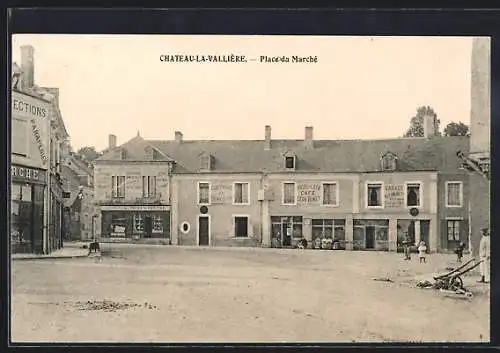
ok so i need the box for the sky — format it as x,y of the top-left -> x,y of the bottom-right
12,35 -> 474,152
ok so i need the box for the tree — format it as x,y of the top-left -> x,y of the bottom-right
403,106 -> 441,137
444,121 -> 470,136
75,146 -> 102,162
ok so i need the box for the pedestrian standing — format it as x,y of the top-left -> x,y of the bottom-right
478,228 -> 490,283
402,233 -> 411,260
418,241 -> 427,263
455,241 -> 465,263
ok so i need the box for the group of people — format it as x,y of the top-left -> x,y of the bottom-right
401,236 -> 428,263
401,228 -> 490,284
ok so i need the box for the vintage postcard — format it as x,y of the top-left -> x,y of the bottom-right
10,33 -> 490,344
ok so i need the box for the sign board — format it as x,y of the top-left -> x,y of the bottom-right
100,205 -> 170,212
211,184 -> 232,204
297,183 -> 321,205
384,184 -> 405,208
12,91 -> 51,168
11,164 -> 46,183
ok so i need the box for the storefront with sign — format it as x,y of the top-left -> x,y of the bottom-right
10,164 -> 47,254
100,205 -> 171,241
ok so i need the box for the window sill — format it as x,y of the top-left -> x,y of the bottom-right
366,206 -> 384,209
321,204 -> 340,207
281,203 -> 298,206
233,203 -> 251,206
446,205 -> 463,208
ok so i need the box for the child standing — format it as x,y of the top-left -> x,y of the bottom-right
418,241 -> 427,263
455,242 -> 465,263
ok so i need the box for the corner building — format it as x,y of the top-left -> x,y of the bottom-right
94,124 -> 470,253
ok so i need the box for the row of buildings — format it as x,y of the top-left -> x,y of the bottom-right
92,37 -> 490,255
10,45 -> 95,254
93,123 -> 469,253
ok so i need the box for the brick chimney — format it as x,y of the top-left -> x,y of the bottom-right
264,125 -> 272,150
423,114 -> 436,138
175,131 -> 183,143
20,45 -> 35,90
108,134 -> 117,149
304,126 -> 314,149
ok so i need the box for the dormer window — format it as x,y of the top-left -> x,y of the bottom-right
199,152 -> 212,171
284,152 -> 296,170
144,146 -> 157,161
380,152 -> 397,171
117,148 -> 126,160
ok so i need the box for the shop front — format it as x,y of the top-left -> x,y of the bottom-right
100,205 -> 171,241
10,164 -> 47,254
270,216 -> 303,248
353,219 -> 390,251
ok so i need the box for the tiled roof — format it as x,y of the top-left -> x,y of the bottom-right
97,134 -> 469,174
149,136 -> 469,174
97,135 -> 174,162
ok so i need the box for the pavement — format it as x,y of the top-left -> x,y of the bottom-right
10,245 -> 490,343
11,242 -> 90,260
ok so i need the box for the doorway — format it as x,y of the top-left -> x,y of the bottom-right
144,216 -> 152,238
198,216 -> 210,246
420,220 -> 430,248
281,223 -> 292,247
235,217 -> 248,238
365,226 -> 375,249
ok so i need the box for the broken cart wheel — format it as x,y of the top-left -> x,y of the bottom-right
450,276 -> 464,291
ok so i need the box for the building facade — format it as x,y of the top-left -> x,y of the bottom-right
94,133 -> 173,243
61,152 -> 95,240
94,124 -> 469,253
11,45 -> 69,254
11,85 -> 51,254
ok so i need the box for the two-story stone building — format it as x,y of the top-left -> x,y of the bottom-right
94,133 -> 173,243
94,122 -> 470,253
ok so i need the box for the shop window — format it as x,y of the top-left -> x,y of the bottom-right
270,216 -> 303,247
11,184 -> 22,201
111,176 -> 125,198
282,182 -> 296,205
110,214 -> 127,237
233,182 -> 250,204
134,214 -> 144,233
406,182 -> 422,207
142,176 -> 157,198
447,220 -> 461,241
367,183 -> 383,207
312,219 -> 346,243
446,181 -> 463,207
198,182 -> 210,205
322,183 -> 338,206
153,215 -> 163,233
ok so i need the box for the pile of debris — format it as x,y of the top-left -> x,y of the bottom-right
71,300 -> 158,312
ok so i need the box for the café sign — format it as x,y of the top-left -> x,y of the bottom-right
297,183 -> 321,205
